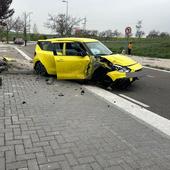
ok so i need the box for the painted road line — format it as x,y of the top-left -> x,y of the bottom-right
144,66 -> 170,73
13,46 -> 32,61
146,75 -> 155,78
0,50 -> 7,52
119,94 -> 149,108
84,85 -> 170,137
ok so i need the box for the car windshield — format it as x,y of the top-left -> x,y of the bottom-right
85,41 -> 112,57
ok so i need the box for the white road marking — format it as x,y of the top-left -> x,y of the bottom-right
119,94 -> 149,108
146,75 -> 155,78
0,50 -> 7,52
144,66 -> 170,73
13,46 -> 32,61
84,85 -> 170,137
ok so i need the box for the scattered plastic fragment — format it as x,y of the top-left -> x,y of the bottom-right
22,101 -> 26,104
81,90 -> 85,95
58,93 -> 64,97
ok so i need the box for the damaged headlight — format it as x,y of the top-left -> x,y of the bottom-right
111,64 -> 131,73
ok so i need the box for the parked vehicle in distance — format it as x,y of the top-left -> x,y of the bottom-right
33,37 -> 143,89
14,38 -> 24,45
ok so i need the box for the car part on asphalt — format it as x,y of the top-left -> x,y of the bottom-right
58,93 -> 64,97
0,59 -> 8,73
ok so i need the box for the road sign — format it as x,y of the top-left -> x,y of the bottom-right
125,27 -> 132,36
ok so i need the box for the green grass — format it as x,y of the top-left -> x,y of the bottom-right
102,38 -> 170,59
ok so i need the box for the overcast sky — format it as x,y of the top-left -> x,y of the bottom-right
11,0 -> 170,35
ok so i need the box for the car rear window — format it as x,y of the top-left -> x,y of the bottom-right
38,41 -> 53,51
53,43 -> 64,53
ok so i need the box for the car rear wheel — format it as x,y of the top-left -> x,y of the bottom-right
34,62 -> 48,76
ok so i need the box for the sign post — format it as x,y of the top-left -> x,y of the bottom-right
125,27 -> 132,53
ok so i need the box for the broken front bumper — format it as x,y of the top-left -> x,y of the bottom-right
107,70 -> 145,81
126,70 -> 146,78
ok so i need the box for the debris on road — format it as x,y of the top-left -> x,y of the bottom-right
0,59 -> 8,73
58,93 -> 64,97
46,77 -> 54,85
22,101 -> 26,104
0,56 -> 33,74
81,90 -> 85,95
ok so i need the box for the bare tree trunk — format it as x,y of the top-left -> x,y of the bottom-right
24,26 -> 27,46
6,27 -> 9,44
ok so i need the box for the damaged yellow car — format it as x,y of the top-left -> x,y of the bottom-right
33,38 -> 143,89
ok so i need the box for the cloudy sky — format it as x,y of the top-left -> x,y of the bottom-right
11,0 -> 170,35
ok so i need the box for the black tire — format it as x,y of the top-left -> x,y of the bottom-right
34,62 -> 48,76
101,75 -> 113,88
113,79 -> 131,90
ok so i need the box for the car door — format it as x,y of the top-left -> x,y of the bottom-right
37,41 -> 56,75
54,42 -> 90,79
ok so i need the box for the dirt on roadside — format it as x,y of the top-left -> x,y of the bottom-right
0,56 -> 34,74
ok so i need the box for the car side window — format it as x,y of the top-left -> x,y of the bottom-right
38,41 -> 52,51
65,42 -> 85,56
53,43 -> 64,54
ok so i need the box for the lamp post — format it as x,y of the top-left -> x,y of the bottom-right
62,0 -> 68,36
28,12 -> 33,41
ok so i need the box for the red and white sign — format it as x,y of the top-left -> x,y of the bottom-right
125,27 -> 132,36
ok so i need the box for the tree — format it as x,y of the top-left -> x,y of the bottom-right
0,26 -> 5,41
99,30 -> 113,39
13,17 -> 24,37
112,29 -> 121,37
0,0 -> 14,21
135,20 -> 145,38
22,12 -> 32,46
45,14 -> 80,36
147,30 -> 160,38
5,17 -> 19,43
33,23 -> 39,34
159,32 -> 169,38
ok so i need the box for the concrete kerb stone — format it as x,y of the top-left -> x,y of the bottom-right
131,55 -> 170,71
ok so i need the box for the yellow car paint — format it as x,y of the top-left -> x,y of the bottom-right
102,54 -> 137,66
107,71 -> 126,81
54,55 -> 90,79
33,37 -> 143,86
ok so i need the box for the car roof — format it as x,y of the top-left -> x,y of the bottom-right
38,37 -> 98,43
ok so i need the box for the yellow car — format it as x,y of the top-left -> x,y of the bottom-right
33,37 -> 143,89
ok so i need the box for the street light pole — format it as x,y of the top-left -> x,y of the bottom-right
62,0 -> 68,36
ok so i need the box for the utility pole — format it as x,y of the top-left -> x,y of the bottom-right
62,0 -> 68,36
83,17 -> 86,31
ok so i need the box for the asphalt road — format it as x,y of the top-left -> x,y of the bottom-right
114,68 -> 170,120
19,44 -> 170,120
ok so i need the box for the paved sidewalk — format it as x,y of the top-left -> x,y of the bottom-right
131,56 -> 170,71
0,73 -> 170,170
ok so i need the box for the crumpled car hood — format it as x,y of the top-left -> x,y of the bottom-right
101,54 -> 137,66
